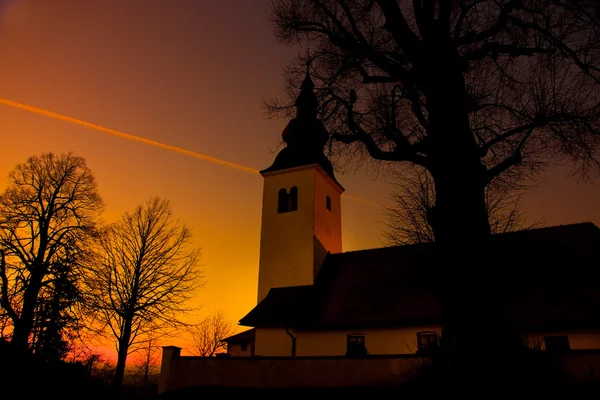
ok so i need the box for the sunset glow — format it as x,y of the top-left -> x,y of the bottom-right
0,0 -> 598,364
0,98 -> 390,211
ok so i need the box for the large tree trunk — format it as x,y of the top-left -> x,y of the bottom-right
10,273 -> 44,354
10,233 -> 49,355
424,56 -> 522,385
114,318 -> 133,387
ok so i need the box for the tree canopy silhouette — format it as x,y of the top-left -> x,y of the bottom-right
268,0 -> 599,379
269,0 -> 598,241
0,152 -> 103,355
86,196 -> 203,387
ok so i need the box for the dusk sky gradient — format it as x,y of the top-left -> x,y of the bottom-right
0,0 -> 598,356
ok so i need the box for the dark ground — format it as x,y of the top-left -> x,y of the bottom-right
1,347 -> 599,399
0,349 -> 158,400
158,383 -> 600,399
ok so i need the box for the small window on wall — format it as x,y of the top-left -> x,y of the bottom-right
326,195 -> 332,211
240,342 -> 248,351
346,334 -> 367,357
278,187 -> 298,213
416,331 -> 438,354
544,336 -> 570,351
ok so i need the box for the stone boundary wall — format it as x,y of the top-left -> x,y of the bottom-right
158,347 -> 600,394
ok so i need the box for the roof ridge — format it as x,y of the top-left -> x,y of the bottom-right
333,222 -> 598,257
493,221 -> 598,237
334,242 -> 428,257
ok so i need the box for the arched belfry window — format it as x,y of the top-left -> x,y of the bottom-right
278,187 -> 298,213
278,189 -> 288,213
326,195 -> 332,211
289,186 -> 298,211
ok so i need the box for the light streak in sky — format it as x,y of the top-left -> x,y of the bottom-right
0,98 -> 387,209
0,98 -> 259,174
342,194 -> 388,209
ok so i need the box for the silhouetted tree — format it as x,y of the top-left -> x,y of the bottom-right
188,310 -> 233,357
0,152 -> 103,355
268,0 -> 599,370
132,334 -> 160,385
0,298 -> 11,341
81,351 -> 114,384
30,247 -> 83,363
384,166 -> 544,245
86,197 -> 203,387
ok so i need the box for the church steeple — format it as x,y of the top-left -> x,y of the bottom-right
261,62 -> 340,187
281,61 -> 328,156
294,61 -> 318,119
256,62 -> 344,304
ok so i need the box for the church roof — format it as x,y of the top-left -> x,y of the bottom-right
239,222 -> 600,331
221,328 -> 256,344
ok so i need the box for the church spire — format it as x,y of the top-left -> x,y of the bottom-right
295,60 -> 317,120
282,60 -> 327,149
302,59 -> 315,90
261,60 -> 342,189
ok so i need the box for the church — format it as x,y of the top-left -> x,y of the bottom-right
158,67 -> 600,395
222,67 -> 600,358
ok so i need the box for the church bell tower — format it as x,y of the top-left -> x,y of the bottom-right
256,63 -> 344,303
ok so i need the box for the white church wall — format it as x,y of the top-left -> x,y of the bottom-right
255,328 -> 295,356
254,327 -> 600,358
255,326 -> 442,356
227,342 -> 254,357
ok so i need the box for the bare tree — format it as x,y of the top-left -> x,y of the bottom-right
132,334 -> 160,385
188,310 -> 233,357
384,166 -> 545,245
384,168 -> 437,246
268,0 -> 599,363
86,196 -> 203,387
84,353 -> 115,384
0,152 -> 103,354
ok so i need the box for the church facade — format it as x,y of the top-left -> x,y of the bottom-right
224,67 -> 600,358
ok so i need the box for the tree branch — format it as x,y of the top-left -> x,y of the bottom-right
481,120 -> 545,153
355,64 -> 398,83
375,0 -> 421,59
412,0 -> 434,40
484,127 -> 534,184
0,251 -> 19,323
332,92 -> 427,167
457,0 -> 523,45
508,16 -> 600,84
463,42 -> 556,62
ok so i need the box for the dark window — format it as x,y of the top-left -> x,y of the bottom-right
240,342 -> 248,351
278,187 -> 299,213
544,336 -> 570,351
289,186 -> 298,211
326,195 -> 332,211
278,188 -> 288,213
417,331 -> 438,354
346,334 -> 367,357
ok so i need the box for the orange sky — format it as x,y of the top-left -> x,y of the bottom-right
0,0 -> 598,358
